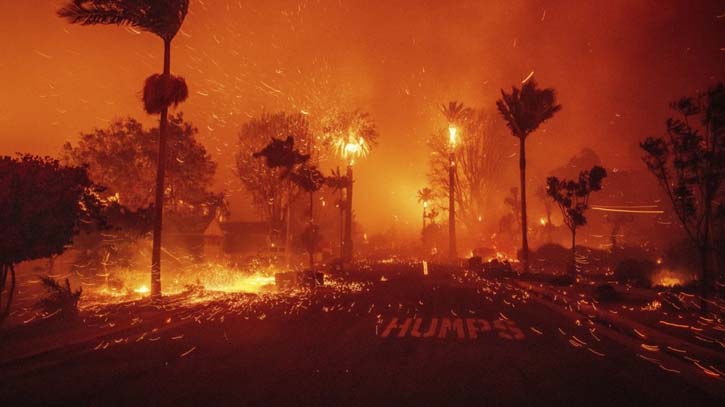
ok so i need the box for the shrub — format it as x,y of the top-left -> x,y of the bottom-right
594,283 -> 620,302
549,274 -> 575,286
614,259 -> 656,288
37,276 -> 82,319
530,244 -> 570,273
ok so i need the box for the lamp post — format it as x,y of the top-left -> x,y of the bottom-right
336,135 -> 368,262
448,124 -> 458,260
423,200 -> 428,230
344,160 -> 354,261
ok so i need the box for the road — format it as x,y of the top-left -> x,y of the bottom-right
1,266 -> 723,406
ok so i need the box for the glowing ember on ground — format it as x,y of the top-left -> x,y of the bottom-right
85,263 -> 279,305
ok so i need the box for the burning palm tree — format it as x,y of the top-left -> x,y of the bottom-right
497,78 -> 561,273
323,110 -> 379,262
58,0 -> 190,300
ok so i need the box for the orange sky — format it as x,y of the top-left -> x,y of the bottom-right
0,0 -> 722,233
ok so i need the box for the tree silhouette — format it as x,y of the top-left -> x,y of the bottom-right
322,110 -> 379,261
62,114 -> 219,227
546,166 -> 607,274
604,213 -> 634,249
640,83 -> 724,307
417,187 -> 434,231
59,0 -> 191,300
440,101 -> 472,125
325,167 -> 351,259
0,155 -> 103,326
290,165 -> 326,269
252,135 -> 311,261
237,112 -> 312,240
253,136 -> 310,177
497,78 -> 562,272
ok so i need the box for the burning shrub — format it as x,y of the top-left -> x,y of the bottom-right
614,259 -> 656,288
37,276 -> 82,319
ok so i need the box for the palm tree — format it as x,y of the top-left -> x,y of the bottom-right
323,110 -> 379,262
417,187 -> 434,231
497,78 -> 561,273
59,0 -> 190,300
440,101 -> 471,125
326,168 -> 351,259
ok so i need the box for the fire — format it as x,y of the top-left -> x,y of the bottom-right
539,217 -> 547,226
88,263 -> 278,305
448,125 -> 458,147
651,269 -> 687,288
334,134 -> 369,164
656,276 -> 683,288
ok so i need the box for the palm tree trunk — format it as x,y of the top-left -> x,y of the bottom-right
344,165 -> 354,262
151,38 -> 172,300
700,194 -> 711,312
0,264 -> 6,323
339,189 -> 344,259
422,206 -> 426,233
571,228 -> 576,275
309,191 -> 314,270
519,137 -> 529,273
448,151 -> 457,260
0,264 -> 16,326
285,180 -> 292,267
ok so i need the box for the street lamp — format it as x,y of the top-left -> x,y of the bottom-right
423,200 -> 428,230
448,124 -> 458,260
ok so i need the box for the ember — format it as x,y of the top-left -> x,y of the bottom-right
1,1 -> 723,405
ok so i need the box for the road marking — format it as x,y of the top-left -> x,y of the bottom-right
379,317 -> 525,341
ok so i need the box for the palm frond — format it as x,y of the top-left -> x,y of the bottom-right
142,73 -> 188,114
497,78 -> 562,138
58,0 -> 189,40
58,0 -> 144,27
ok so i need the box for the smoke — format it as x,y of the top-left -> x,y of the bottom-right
1,0 -> 722,235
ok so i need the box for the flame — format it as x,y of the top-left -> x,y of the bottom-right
539,217 -> 547,226
651,269 -> 686,287
89,264 -> 278,305
334,134 -> 369,165
448,125 -> 458,147
656,276 -> 683,287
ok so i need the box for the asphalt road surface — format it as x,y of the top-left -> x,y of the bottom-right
1,267 -> 723,406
